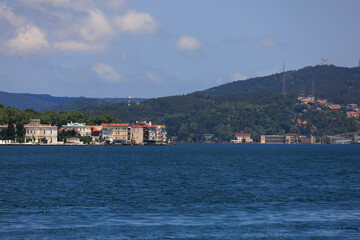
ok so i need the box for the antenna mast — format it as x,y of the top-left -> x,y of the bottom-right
282,62 -> 287,97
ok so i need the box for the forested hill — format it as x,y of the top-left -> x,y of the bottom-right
196,65 -> 360,104
0,91 -> 82,111
0,91 -> 145,111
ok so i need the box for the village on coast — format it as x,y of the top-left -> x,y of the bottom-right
0,119 -> 170,146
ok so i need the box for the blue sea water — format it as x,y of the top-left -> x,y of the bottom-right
0,144 -> 360,239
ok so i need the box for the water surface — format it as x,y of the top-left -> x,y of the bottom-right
1,144 -> 359,239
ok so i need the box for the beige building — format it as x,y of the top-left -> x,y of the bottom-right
131,126 -> 144,145
25,119 -> 57,144
101,123 -> 131,144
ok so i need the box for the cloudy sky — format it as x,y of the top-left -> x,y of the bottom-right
0,0 -> 360,98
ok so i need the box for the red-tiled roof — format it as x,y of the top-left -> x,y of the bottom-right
148,125 -> 165,129
91,126 -> 101,131
0,124 -> 16,127
114,138 -> 126,141
132,125 -> 144,128
101,123 -> 130,128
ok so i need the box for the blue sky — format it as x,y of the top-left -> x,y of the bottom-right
0,0 -> 359,98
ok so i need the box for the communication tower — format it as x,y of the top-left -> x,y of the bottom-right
127,95 -> 132,107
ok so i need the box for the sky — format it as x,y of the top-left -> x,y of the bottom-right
0,0 -> 360,98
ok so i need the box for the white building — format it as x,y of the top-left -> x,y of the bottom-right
61,122 -> 91,136
147,125 -> 167,143
25,119 -> 57,144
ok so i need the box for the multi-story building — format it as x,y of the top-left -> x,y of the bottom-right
101,123 -> 131,144
131,121 -> 167,145
25,119 -> 57,144
131,125 -> 144,145
61,122 -> 91,136
300,135 -> 316,144
147,125 -> 167,144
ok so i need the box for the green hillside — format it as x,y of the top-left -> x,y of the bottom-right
2,65 -> 360,142
197,65 -> 360,104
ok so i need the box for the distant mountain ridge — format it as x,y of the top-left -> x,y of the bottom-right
0,91 -> 145,111
2,65 -> 360,112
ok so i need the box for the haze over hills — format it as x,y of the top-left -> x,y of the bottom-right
0,91 -> 145,111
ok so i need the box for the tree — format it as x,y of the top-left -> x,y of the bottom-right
80,136 -> 92,144
16,123 -> 26,139
6,119 -> 16,141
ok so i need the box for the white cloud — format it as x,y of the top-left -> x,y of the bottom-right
79,10 -> 113,42
176,35 -> 201,52
93,63 -> 122,83
0,3 -> 24,27
54,41 -> 102,52
0,2 -> 158,55
7,25 -> 49,53
115,10 -> 159,35
229,72 -> 247,81
261,37 -> 279,49
146,71 -> 163,84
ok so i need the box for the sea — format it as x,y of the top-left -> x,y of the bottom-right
0,144 -> 360,239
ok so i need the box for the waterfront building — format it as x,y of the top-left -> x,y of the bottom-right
328,136 -> 352,144
131,126 -> 144,145
231,133 -> 253,143
300,135 -> 316,144
25,119 -> 57,144
101,123 -> 131,144
132,121 -> 168,145
62,122 -> 91,137
146,125 -> 167,144
260,135 -> 285,144
285,134 -> 297,144
90,125 -> 102,141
